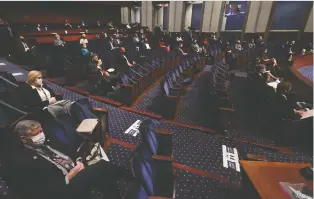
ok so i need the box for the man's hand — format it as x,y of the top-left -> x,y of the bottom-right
104,71 -> 110,77
66,163 -> 85,181
132,61 -> 136,65
294,109 -> 306,117
49,97 -> 57,105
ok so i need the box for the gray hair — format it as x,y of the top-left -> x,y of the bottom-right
14,120 -> 41,136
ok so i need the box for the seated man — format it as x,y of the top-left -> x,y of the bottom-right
6,120 -> 133,199
117,47 -> 136,74
275,82 -> 308,119
108,36 -> 118,52
88,54 -> 119,94
64,20 -> 72,29
53,34 -> 66,48
113,34 -> 122,47
191,40 -> 202,53
141,38 -> 152,54
36,24 -> 41,31
235,40 -> 243,51
177,43 -> 188,56
132,33 -> 140,44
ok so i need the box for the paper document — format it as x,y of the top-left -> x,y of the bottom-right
301,109 -> 313,120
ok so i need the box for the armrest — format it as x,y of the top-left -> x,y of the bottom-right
152,155 -> 173,162
76,118 -> 99,135
155,128 -> 173,135
55,92 -> 63,100
218,107 -> 235,112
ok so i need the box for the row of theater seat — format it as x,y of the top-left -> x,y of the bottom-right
126,119 -> 175,199
0,84 -> 176,198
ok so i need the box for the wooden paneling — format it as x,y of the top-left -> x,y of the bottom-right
0,2 -> 121,24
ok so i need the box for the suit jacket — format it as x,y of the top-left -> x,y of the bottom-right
87,60 -> 102,75
11,82 -> 56,112
116,54 -> 130,74
4,140 -> 77,199
274,94 -> 296,120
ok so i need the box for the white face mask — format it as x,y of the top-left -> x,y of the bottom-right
30,132 -> 46,146
35,78 -> 43,87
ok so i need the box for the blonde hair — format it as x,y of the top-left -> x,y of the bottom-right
27,70 -> 42,85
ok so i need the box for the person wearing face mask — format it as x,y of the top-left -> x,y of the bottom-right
117,47 -> 136,73
87,54 -> 119,95
5,120 -> 133,199
14,70 -> 57,112
79,33 -> 88,45
191,39 -> 202,53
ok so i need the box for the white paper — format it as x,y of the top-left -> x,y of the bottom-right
0,63 -> 6,65
124,120 -> 142,137
267,81 -> 279,89
301,109 -> 313,120
107,68 -> 115,72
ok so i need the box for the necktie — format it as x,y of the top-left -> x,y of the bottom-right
42,146 -> 74,172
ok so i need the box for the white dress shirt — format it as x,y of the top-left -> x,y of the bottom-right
31,85 -> 51,101
22,41 -> 29,52
80,38 -> 88,45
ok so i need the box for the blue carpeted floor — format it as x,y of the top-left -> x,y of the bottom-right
0,58 -> 313,198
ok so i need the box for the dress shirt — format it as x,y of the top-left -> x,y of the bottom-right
31,85 -> 51,102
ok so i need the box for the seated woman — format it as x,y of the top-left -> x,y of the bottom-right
87,54 -> 119,95
17,71 -> 72,117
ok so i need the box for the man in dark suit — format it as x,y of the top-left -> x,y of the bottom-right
87,54 -> 119,94
116,47 -> 136,74
5,120 -> 133,199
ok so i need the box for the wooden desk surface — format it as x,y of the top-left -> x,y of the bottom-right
240,160 -> 312,199
290,54 -> 313,88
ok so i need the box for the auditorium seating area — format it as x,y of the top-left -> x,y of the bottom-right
0,1 -> 313,199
